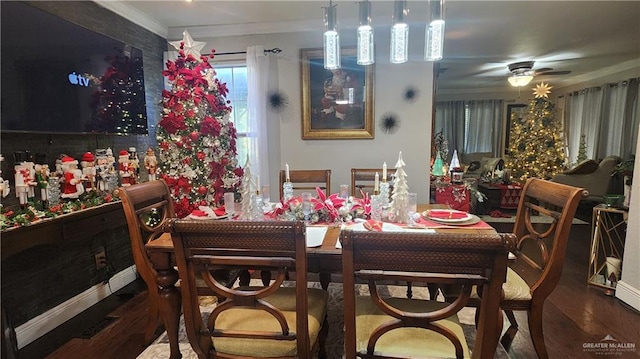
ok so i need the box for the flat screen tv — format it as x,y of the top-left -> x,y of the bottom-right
1,1 -> 149,135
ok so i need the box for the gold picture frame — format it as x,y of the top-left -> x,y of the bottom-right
301,47 -> 374,140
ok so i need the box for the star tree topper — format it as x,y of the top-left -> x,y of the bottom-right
169,30 -> 206,59
533,82 -> 553,98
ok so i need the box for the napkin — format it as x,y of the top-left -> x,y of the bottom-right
363,219 -> 383,232
196,206 -> 227,218
190,209 -> 208,217
427,210 -> 469,219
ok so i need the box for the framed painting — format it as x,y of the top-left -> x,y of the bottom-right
301,47 -> 374,140
505,103 -> 527,154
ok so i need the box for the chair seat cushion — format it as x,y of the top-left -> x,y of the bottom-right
471,267 -> 532,301
355,296 -> 470,358
212,287 -> 328,357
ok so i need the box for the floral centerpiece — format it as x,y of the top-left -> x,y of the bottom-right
265,187 -> 371,224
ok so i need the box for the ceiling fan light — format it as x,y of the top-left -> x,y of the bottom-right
357,1 -> 374,65
508,74 -> 533,87
323,1 -> 341,70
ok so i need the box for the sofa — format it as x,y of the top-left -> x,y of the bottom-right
461,152 -> 504,179
550,156 -> 622,203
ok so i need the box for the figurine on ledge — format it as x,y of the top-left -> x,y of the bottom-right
60,156 -> 85,199
144,147 -> 158,181
118,150 -> 134,186
81,152 -> 96,192
0,155 -> 10,200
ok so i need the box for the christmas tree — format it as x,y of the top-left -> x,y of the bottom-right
505,83 -> 567,183
576,134 -> 588,163
157,31 -> 243,218
390,151 -> 410,223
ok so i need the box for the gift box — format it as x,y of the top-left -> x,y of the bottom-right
435,184 -> 470,212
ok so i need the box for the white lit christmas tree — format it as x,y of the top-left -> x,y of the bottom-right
157,31 -> 243,218
390,151 -> 410,224
505,83 -> 567,183
577,133 -> 588,164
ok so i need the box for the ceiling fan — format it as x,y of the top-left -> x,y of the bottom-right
507,61 -> 572,87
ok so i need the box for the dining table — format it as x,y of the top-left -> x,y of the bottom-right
145,204 -> 497,359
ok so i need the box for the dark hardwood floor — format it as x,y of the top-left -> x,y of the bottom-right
18,208 -> 640,359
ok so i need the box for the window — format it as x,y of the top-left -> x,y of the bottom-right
214,66 -> 250,163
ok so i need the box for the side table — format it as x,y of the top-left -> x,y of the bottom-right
588,204 -> 628,292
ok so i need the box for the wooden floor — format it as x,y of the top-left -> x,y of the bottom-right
19,213 -> 640,359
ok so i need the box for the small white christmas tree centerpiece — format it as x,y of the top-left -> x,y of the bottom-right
390,151 -> 410,224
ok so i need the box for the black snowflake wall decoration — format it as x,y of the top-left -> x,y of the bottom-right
267,90 -> 289,113
403,86 -> 419,102
379,113 -> 400,134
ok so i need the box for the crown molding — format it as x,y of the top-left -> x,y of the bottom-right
92,0 -> 168,38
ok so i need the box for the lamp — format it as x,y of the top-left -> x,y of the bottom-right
323,0 -> 340,70
357,0 -> 374,65
390,0 -> 409,64
508,74 -> 534,87
424,0 -> 445,61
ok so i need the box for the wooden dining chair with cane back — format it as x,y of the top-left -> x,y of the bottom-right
164,220 -> 329,359
460,178 -> 587,359
341,229 -> 513,359
119,180 -> 244,345
279,169 -> 331,199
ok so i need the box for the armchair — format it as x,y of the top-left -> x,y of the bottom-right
550,156 -> 621,203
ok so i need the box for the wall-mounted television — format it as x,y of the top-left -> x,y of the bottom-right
1,1 -> 149,135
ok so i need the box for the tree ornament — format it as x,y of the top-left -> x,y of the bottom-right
533,82 -> 553,98
169,30 -> 206,59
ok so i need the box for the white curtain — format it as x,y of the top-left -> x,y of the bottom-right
465,100 -> 503,155
599,83 -> 628,157
434,101 -> 466,159
565,87 -> 605,163
246,46 -> 270,186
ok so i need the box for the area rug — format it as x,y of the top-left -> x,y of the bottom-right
137,282 -> 510,359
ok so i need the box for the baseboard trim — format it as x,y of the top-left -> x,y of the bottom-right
615,280 -> 640,312
15,265 -> 138,349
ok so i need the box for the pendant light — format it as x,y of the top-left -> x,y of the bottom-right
323,1 -> 340,69
390,0 -> 409,64
424,0 -> 445,61
357,0 -> 374,65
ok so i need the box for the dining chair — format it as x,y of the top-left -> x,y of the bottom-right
119,180 -> 244,345
350,168 -> 394,198
341,229 -> 512,359
164,220 -> 329,359
279,169 -> 331,199
462,178 -> 587,359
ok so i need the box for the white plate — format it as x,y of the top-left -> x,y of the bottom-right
346,222 -> 404,232
187,213 -> 229,220
422,210 -> 472,223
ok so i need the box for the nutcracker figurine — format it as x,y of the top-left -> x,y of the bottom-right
143,147 -> 158,181
118,150 -> 133,186
80,152 -> 96,192
0,154 -> 10,199
128,147 -> 140,184
34,163 -> 50,204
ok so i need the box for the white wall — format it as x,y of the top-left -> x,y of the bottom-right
198,29 -> 434,202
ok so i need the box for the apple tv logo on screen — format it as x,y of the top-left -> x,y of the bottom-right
68,72 -> 90,87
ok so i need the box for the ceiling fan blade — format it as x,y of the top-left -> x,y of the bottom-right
536,70 -> 572,76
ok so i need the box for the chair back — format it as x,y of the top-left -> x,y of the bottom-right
119,180 -> 175,293
279,169 -> 331,199
340,230 -> 512,359
510,178 -> 587,300
350,168 -> 393,198
164,220 -> 316,358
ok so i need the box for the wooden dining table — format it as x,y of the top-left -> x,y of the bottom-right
145,204 -> 497,359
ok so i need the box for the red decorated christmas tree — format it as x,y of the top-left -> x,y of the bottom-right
157,32 -> 243,218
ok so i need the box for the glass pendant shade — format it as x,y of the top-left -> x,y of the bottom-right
424,19 -> 445,61
425,0 -> 445,61
357,1 -> 374,65
390,0 -> 409,64
324,2 -> 340,70
508,74 -> 534,87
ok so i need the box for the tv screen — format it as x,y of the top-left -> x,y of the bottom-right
1,2 -> 149,135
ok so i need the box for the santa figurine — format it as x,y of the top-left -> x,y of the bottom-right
60,156 -> 85,199
118,150 -> 133,186
144,147 -> 158,181
80,152 -> 96,192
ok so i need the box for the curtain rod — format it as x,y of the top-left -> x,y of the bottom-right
214,48 -> 282,56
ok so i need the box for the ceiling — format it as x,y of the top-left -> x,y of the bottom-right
97,1 -> 640,94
